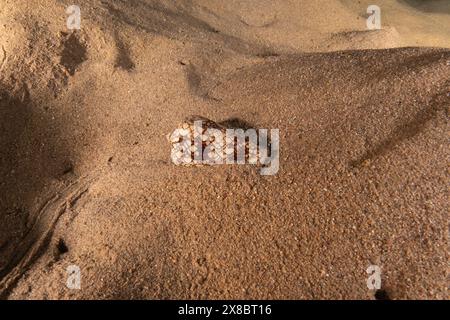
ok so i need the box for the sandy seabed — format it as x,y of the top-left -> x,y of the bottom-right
0,0 -> 449,299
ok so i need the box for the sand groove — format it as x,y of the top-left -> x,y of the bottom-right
0,175 -> 95,298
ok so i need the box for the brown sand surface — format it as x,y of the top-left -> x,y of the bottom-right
0,0 -> 449,299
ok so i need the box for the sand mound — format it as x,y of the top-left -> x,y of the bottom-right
0,0 -> 449,299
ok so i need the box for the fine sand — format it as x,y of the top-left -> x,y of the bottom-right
0,0 -> 449,299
